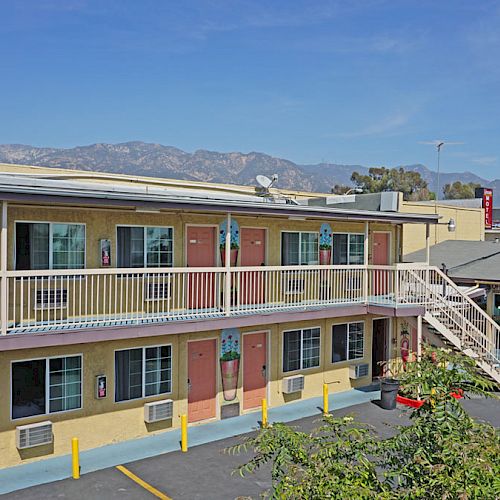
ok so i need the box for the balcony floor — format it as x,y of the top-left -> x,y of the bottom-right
6,294 -> 406,335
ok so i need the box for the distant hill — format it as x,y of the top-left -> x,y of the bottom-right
0,142 -> 498,203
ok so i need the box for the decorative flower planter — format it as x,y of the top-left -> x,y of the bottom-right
220,358 -> 239,401
396,389 -> 463,408
221,248 -> 238,266
319,249 -> 332,265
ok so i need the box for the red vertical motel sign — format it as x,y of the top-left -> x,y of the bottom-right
483,188 -> 493,229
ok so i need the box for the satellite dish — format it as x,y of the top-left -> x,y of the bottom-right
256,175 -> 273,189
256,174 -> 278,190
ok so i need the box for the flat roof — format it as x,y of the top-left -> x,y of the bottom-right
0,164 -> 439,224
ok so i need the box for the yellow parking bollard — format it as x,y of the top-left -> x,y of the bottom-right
323,383 -> 329,415
71,437 -> 80,480
181,414 -> 188,452
261,398 -> 268,428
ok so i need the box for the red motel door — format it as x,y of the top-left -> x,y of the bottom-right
243,332 -> 267,410
240,228 -> 266,305
186,226 -> 216,309
373,233 -> 390,295
188,339 -> 217,422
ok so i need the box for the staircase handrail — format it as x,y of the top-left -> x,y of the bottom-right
401,266 -> 499,366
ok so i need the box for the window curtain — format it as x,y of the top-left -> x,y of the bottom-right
332,323 -> 348,362
117,227 -> 132,268
281,233 -> 299,265
115,350 -> 131,402
283,330 -> 301,372
332,234 -> 348,265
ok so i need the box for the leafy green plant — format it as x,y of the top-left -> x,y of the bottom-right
226,416 -> 387,499
380,396 -> 500,499
227,346 -> 500,499
389,344 -> 496,405
220,242 -> 240,250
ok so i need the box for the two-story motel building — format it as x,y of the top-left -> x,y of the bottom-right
0,163 -> 474,467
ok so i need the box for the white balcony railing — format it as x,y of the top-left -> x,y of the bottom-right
3,264 -> 407,333
3,262 -> 498,382
1,263 -> 498,353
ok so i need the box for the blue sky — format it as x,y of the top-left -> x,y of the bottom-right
1,0 -> 500,180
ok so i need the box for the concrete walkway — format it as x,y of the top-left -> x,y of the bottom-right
0,386 -> 380,495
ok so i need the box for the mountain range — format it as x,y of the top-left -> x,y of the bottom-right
0,142 -> 498,203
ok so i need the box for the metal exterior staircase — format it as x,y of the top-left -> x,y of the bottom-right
398,265 -> 500,384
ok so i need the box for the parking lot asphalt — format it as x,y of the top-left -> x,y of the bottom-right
3,396 -> 499,500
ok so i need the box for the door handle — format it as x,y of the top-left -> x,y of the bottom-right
261,365 -> 266,378
187,378 -> 192,393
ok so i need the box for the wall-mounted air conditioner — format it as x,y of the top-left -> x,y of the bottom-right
16,421 -> 53,449
285,278 -> 305,295
349,364 -> 369,379
282,374 -> 305,394
35,289 -> 68,310
145,282 -> 171,301
144,399 -> 173,423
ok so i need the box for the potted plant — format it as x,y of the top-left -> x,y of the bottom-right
319,226 -> 332,265
220,334 -> 240,401
383,345 -> 491,409
220,241 -> 239,266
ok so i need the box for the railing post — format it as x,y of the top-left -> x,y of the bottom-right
1,201 -> 7,335
363,222 -> 369,302
224,213 -> 232,316
425,223 -> 430,265
394,267 -> 399,305
417,315 -> 422,362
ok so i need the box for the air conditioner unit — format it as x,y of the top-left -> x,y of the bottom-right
145,281 -> 171,301
285,278 -> 305,295
282,375 -> 305,394
144,399 -> 173,423
349,363 -> 369,379
35,289 -> 68,310
16,421 -> 53,449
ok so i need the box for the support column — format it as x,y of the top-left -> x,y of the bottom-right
1,201 -> 8,335
224,213 -> 232,316
425,223 -> 430,264
363,222 -> 369,301
417,314 -> 423,361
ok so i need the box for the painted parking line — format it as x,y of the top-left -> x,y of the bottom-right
116,465 -> 172,500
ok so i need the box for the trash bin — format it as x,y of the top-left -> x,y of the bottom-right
380,378 -> 400,410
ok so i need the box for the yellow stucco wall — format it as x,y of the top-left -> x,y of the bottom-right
0,314 -> 389,468
400,202 -> 484,256
7,204 -> 398,269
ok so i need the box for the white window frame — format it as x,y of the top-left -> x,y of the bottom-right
331,321 -> 365,363
14,221 -> 86,270
332,232 -> 365,265
114,344 -> 173,403
282,326 -> 321,373
11,354 -> 83,420
116,225 -> 174,268
281,231 -> 319,266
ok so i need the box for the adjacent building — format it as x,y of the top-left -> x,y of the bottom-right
405,240 -> 500,324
